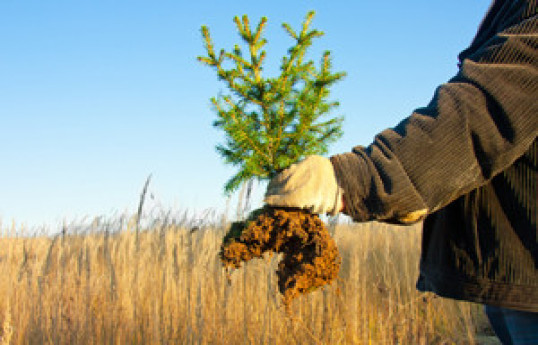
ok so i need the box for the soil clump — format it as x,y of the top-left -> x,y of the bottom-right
220,207 -> 341,307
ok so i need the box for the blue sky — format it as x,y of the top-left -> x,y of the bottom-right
0,1 -> 491,230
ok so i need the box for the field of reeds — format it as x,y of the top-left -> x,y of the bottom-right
0,212 -> 497,345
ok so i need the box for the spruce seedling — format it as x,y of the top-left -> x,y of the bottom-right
198,11 -> 345,194
199,11 -> 345,308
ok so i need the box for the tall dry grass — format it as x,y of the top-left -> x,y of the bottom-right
0,216 -> 492,344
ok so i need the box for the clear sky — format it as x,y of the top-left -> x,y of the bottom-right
0,0 -> 492,230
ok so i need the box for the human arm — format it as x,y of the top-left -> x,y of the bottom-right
331,14 -> 538,223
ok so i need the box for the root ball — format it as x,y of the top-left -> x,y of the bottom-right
220,207 -> 341,307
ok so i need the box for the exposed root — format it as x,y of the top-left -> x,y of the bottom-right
220,207 -> 341,307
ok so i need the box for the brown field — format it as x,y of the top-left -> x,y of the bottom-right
0,215 -> 495,344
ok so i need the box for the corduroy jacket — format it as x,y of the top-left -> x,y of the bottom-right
330,0 -> 537,311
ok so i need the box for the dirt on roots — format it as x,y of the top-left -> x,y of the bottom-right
220,207 -> 341,307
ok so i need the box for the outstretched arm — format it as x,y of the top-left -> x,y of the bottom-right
331,15 -> 537,223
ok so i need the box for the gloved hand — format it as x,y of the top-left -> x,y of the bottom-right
264,155 -> 344,216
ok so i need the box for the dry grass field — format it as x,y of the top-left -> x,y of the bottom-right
0,214 -> 495,344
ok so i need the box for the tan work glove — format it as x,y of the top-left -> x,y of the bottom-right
264,155 -> 344,216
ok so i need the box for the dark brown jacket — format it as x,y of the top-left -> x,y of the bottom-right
331,0 -> 537,311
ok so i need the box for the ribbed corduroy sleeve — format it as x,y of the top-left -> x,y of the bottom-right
331,11 -> 538,223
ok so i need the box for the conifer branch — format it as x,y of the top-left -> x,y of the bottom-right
199,11 -> 345,193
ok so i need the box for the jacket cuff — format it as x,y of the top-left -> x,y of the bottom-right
330,150 -> 373,222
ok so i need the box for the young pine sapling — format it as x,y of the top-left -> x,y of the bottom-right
198,10 -> 345,194
199,11 -> 345,308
